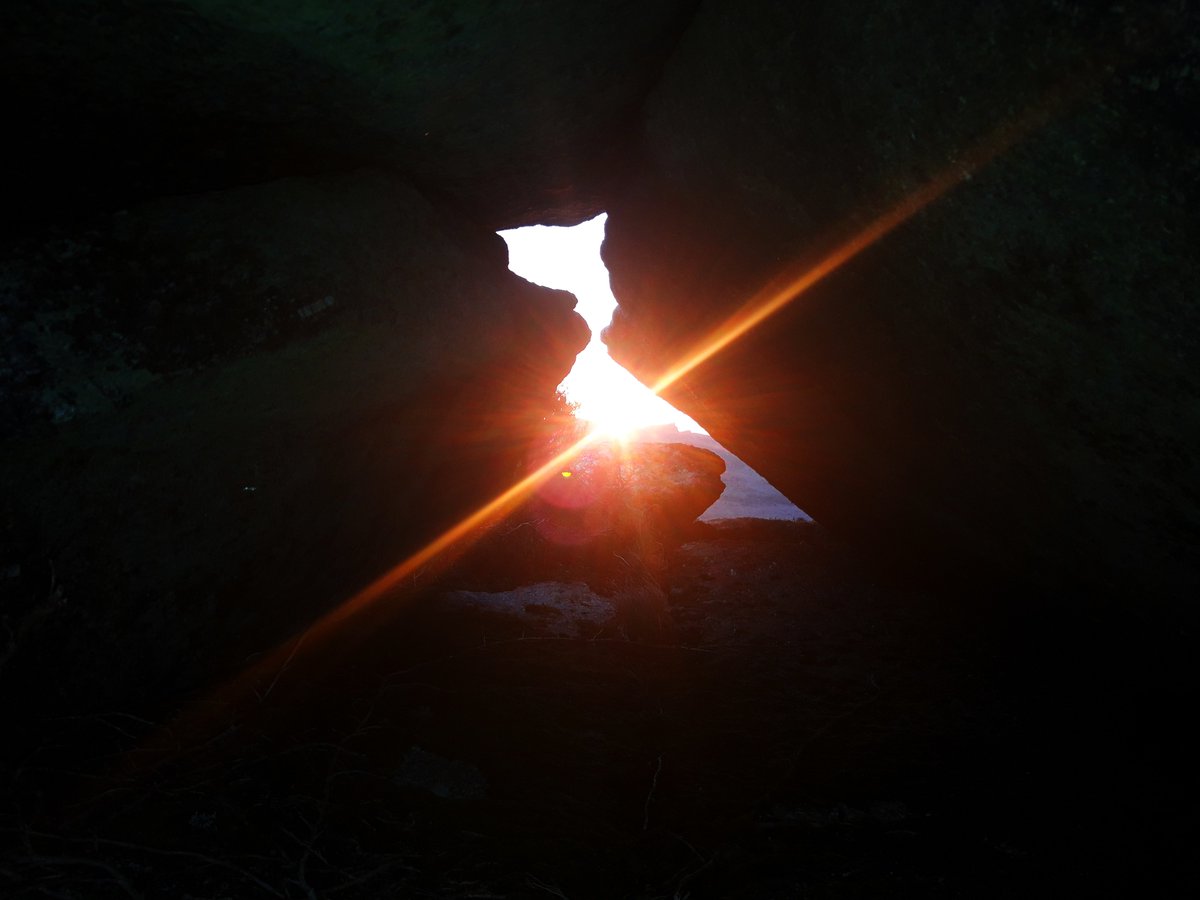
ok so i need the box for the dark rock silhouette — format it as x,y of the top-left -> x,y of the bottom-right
0,1 -> 1193,895
531,439 -> 725,546
602,0 -> 1200,613
0,170 -> 588,714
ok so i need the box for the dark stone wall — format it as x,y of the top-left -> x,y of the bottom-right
1,0 -> 697,232
602,0 -> 1200,612
0,170 -> 587,712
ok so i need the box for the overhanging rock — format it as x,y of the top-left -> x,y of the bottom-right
3,0 -> 699,232
602,0 -> 1200,608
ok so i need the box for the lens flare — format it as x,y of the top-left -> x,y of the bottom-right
649,94 -> 1065,399
137,80 -> 1081,769
127,428 -> 605,762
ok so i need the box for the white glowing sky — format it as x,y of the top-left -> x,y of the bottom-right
499,214 -> 704,436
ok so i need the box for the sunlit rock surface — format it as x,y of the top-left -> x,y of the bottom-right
634,425 -> 811,522
2,0 -> 696,231
533,440 -> 726,546
603,0 -> 1200,608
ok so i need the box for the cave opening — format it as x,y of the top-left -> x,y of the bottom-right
499,214 -> 810,523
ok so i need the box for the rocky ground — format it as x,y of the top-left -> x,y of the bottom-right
1,443 -> 1185,897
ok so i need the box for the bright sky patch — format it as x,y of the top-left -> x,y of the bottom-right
499,214 -> 704,438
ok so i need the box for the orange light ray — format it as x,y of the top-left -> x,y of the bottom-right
135,81 -> 1078,772
649,92 -> 1065,400
318,430 -> 601,633
126,429 -> 604,765
259,432 -> 608,672
649,174 -> 955,396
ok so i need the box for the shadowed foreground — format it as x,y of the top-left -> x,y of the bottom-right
2,510 -> 1186,897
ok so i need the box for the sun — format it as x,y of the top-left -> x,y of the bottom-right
580,398 -> 640,443
499,213 -> 705,440
563,341 -> 701,442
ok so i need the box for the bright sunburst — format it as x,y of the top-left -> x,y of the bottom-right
499,214 -> 704,439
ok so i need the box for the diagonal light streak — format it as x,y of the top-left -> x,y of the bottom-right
649,91 -> 1065,399
648,173 -> 956,396
314,432 -> 602,633
135,83 -> 1076,771
252,429 -> 605,673
125,429 -> 605,762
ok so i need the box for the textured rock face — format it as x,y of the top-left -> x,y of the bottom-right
0,170 -> 587,708
3,0 -> 696,231
1,171 -> 576,432
0,0 -> 702,712
603,0 -> 1200,605
1,4 -> 1195,890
